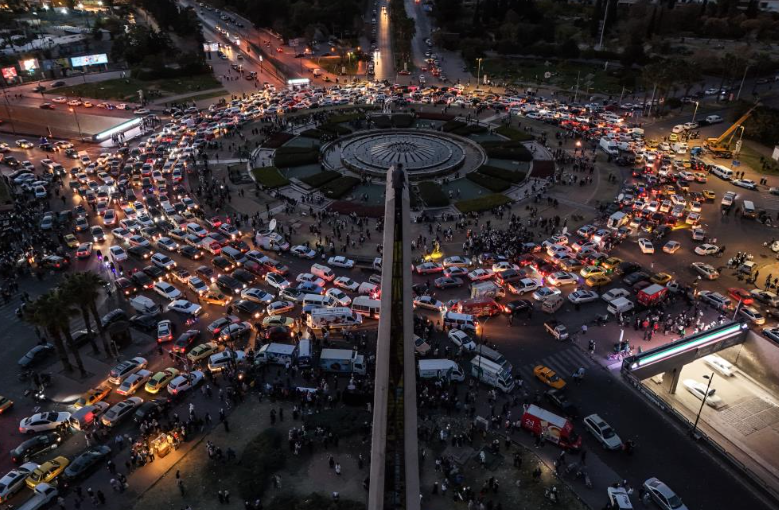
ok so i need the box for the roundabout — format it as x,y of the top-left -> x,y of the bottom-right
324,129 -> 487,180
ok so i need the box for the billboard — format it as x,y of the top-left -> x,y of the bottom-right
19,59 -> 39,72
70,54 -> 108,67
203,42 -> 219,52
1,67 -> 17,81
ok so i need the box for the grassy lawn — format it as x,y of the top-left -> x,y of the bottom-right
251,167 -> 290,189
49,74 -> 222,101
171,89 -> 228,104
736,143 -> 779,176
416,181 -> 450,207
495,125 -> 535,142
478,58 -> 633,95
320,57 -> 360,76
455,193 -> 513,213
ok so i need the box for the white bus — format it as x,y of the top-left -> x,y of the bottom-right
306,307 -> 363,330
711,165 -> 733,181
351,296 -> 380,319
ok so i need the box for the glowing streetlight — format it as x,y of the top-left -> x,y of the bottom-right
69,107 -> 84,141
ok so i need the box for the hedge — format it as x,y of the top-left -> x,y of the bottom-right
416,181 -> 450,207
237,428 -> 286,501
299,129 -> 325,139
251,166 -> 289,189
478,164 -> 526,184
442,120 -> 466,132
319,123 -> 352,135
328,112 -> 364,124
495,125 -> 535,142
466,172 -> 510,192
274,148 -> 320,167
301,170 -> 341,188
392,113 -> 415,128
321,176 -> 360,199
451,123 -> 488,136
455,194 -> 513,213
485,146 -> 533,161
261,132 -> 295,148
372,115 -> 393,128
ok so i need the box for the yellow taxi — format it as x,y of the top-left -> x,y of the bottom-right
262,316 -> 296,328
651,272 -> 673,285
201,291 -> 231,306
72,384 -> 112,410
64,234 -> 79,249
0,395 -> 13,414
26,456 -> 69,488
186,342 -> 219,363
586,275 -> 612,287
533,365 -> 566,389
601,257 -> 622,272
702,190 -> 716,201
145,367 -> 180,394
646,139 -> 659,149
669,133 -> 678,142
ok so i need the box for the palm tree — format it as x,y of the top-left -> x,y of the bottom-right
48,289 -> 88,378
24,293 -> 73,373
69,271 -> 111,356
61,273 -> 102,355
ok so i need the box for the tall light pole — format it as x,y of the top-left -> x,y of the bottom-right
69,107 -> 83,141
692,101 -> 700,123
691,373 -> 715,437
476,57 -> 483,89
597,0 -> 610,51
736,65 -> 750,101
2,91 -> 17,135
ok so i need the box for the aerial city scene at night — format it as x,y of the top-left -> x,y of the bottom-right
2,0 -> 779,509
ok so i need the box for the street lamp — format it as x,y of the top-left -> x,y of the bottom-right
2,91 -> 17,135
692,101 -> 699,124
691,373 -> 715,437
476,57 -> 483,88
69,107 -> 84,141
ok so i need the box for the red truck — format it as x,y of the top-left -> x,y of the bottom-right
520,405 -> 582,450
637,283 -> 668,307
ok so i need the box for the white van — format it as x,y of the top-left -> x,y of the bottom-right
711,165 -> 733,180
306,307 -> 362,329
302,294 -> 337,312
599,137 -> 619,156
470,355 -> 515,392
352,296 -> 380,318
311,263 -> 335,282
442,311 -> 478,333
607,296 -> 634,315
607,211 -> 628,230
221,246 -> 247,266
129,295 -> 160,316
255,343 -> 297,366
418,359 -> 465,382
358,281 -> 380,297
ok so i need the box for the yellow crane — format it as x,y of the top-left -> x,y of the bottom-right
704,103 -> 760,156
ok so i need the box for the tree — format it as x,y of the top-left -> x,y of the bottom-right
61,273 -> 103,356
48,290 -> 87,378
24,293 -> 73,373
70,271 -> 111,357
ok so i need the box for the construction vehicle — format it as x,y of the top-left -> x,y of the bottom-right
704,103 -> 760,157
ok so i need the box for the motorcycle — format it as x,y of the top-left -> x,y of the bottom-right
572,367 -> 585,382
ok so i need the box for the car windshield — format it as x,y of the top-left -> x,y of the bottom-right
668,494 -> 684,508
601,426 -> 615,438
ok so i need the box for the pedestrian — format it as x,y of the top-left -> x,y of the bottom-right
218,490 -> 225,503
178,479 -> 185,496
223,419 -> 230,432
97,490 -> 105,505
224,490 -> 231,503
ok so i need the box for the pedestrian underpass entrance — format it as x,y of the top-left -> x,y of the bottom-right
622,322 -> 748,393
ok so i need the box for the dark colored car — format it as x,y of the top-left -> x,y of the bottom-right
127,245 -> 153,260
265,326 -> 292,343
505,299 -> 533,315
18,344 -> 55,368
62,445 -> 112,482
142,265 -> 166,282
9,432 -> 62,464
212,256 -> 235,274
172,330 -> 200,354
196,265 -> 216,283
233,299 -> 263,319
179,245 -> 203,260
115,277 -> 138,297
129,314 -> 158,333
130,271 -> 153,290
279,288 -> 306,302
216,274 -> 244,295
134,398 -> 171,423
615,261 -> 642,276
232,268 -> 255,285
545,389 -> 579,418
622,271 -> 650,287
101,309 -> 128,328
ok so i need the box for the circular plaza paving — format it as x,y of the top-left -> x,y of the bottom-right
323,129 -> 487,180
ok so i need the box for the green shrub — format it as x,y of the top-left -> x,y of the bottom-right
392,114 -> 415,128
442,120 -> 466,132
275,148 -> 320,167
303,407 -> 371,437
300,129 -> 325,139
321,176 -> 360,199
301,171 -> 341,188
372,115 -> 393,128
276,146 -> 319,155
328,112 -> 364,124
451,124 -> 488,136
478,165 -> 526,184
455,194 -> 513,213
251,166 -> 289,189
416,181 -> 450,207
466,172 -> 510,192
319,123 -> 352,135
485,146 -> 533,161
237,428 -> 286,501
495,125 -> 535,142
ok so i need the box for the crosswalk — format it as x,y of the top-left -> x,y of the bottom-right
512,347 -> 597,385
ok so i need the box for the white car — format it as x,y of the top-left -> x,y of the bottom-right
739,306 -> 766,325
19,412 -> 72,434
683,379 -> 724,408
415,262 -> 444,275
266,300 -> 294,316
699,290 -> 731,310
694,244 -> 720,256
291,245 -> 317,259
662,241 -> 681,254
691,262 -> 719,280
151,253 -> 177,271
568,290 -> 599,304
327,256 -> 355,268
468,268 -> 495,282
442,256 -> 472,268
187,276 -> 209,295
444,266 -> 469,278
326,288 -> 351,306
115,369 -> 153,396
602,288 -> 630,303
682,122 -> 698,131
167,299 -> 203,316
691,227 -> 706,241
583,414 -> 623,450
167,370 -> 204,395
703,354 -> 735,377
492,261 -> 519,273
207,350 -> 246,373
638,238 -> 654,254
671,124 -> 684,134
153,281 -> 182,300
241,287 -> 275,304
109,245 -> 128,262
156,320 -> 174,342
103,209 -> 116,226
532,286 -> 561,301
296,273 -> 325,287
157,237 -> 179,252
333,276 -> 359,292
547,271 -> 578,286
642,477 -> 689,510
0,463 -> 40,502
265,273 -> 290,291
448,329 -> 476,350
413,295 -> 446,312
732,179 -> 757,190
